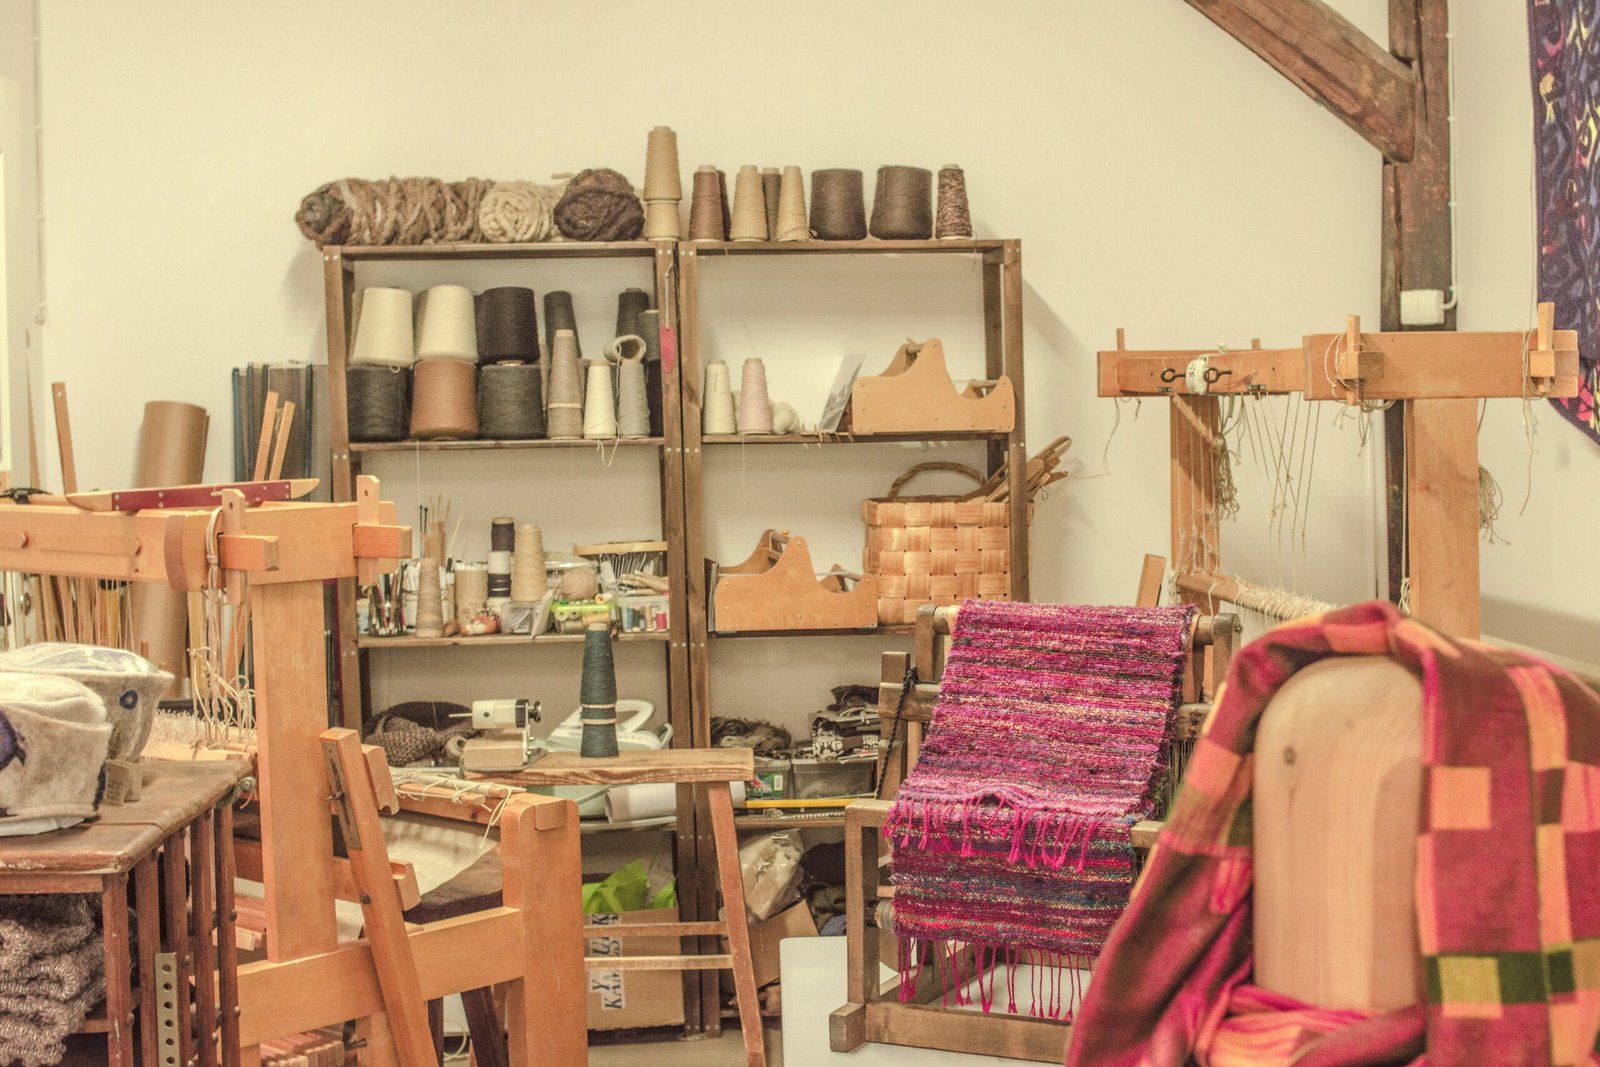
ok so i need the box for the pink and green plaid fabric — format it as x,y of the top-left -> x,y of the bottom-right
1068,601 -> 1600,1066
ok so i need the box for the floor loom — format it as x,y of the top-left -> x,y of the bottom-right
0,476 -> 589,1067
1097,303 -> 1581,641
831,601 -> 1238,1063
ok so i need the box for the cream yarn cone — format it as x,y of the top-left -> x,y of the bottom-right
737,358 -> 774,433
583,361 -> 618,439
729,165 -> 767,241
702,360 -> 736,434
414,559 -> 444,638
511,524 -> 547,601
547,329 -> 584,439
776,166 -> 810,241
351,287 -> 415,367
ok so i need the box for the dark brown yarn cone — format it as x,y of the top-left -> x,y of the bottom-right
477,287 -> 539,363
870,165 -> 934,240
762,168 -> 781,239
688,168 -> 727,240
810,169 -> 867,240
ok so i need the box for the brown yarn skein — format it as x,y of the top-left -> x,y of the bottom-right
554,169 -> 645,241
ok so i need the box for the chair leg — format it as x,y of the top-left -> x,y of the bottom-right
707,781 -> 766,1067
462,988 -> 506,1067
427,999 -> 444,1064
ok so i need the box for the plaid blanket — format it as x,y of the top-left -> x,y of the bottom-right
1068,602 -> 1600,1066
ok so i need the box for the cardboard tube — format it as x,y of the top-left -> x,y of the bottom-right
130,401 -> 208,695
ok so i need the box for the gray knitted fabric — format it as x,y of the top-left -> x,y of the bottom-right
0,895 -> 104,1067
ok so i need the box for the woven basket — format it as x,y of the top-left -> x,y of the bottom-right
862,462 -> 1027,626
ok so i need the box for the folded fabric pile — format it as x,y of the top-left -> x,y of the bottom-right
0,895 -> 105,1067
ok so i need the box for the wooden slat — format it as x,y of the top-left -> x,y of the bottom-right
133,858 -> 161,1067
1301,328 -> 1579,402
1404,398 -> 1480,637
473,747 -> 754,787
863,1001 -> 1068,1063
585,954 -> 733,971
1136,554 -> 1167,608
708,780 -> 766,1066
191,811 -> 219,1067
101,873 -> 135,1066
1097,346 -> 1304,397
582,921 -> 726,939
1183,0 -> 1417,162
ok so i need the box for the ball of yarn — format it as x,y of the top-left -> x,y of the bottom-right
554,169 -> 645,242
479,180 -> 565,243
559,565 -> 599,600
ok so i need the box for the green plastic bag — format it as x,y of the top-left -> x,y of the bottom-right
581,859 -> 677,915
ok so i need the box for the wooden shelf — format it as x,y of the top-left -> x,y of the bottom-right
685,238 -> 1006,256
710,625 -> 913,639
351,436 -> 664,454
700,431 -> 1001,446
360,631 -> 670,650
579,815 -> 676,834
330,240 -> 667,262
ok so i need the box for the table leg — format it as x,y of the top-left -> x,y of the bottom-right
216,802 -> 241,1067
163,829 -> 196,1067
102,872 -> 135,1067
706,782 -> 765,1067
135,857 -> 162,1067
192,810 -> 219,1067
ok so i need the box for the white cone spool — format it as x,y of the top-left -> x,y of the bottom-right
737,358 -> 774,434
351,287 -> 416,367
415,284 -> 478,361
703,360 -> 736,434
583,361 -> 618,439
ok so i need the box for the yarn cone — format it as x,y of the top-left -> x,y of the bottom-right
579,622 -> 620,758
414,559 -> 444,638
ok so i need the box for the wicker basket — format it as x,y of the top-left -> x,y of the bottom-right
862,462 -> 1025,626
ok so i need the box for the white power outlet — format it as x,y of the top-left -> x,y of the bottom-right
1400,289 -> 1447,326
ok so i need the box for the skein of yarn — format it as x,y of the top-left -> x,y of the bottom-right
478,363 -> 546,439
762,168 -> 782,239
615,288 -> 652,339
729,165 -> 767,241
737,358 -> 775,434
771,400 -> 800,434
347,365 -> 411,441
544,291 -> 581,358
702,360 -> 737,434
512,524 -> 547,602
553,168 -> 644,242
479,180 -> 565,243
643,126 -> 682,200
638,309 -> 664,436
414,559 -> 444,639
410,359 -> 479,439
688,166 -> 727,240
775,166 -> 809,240
455,564 -> 488,623
616,354 -> 651,438
477,287 -> 540,363
350,287 -> 416,366
416,285 -> 478,361
870,165 -> 934,239
583,362 -> 619,439
810,169 -> 868,240
936,164 -> 973,239
547,329 -> 585,439
295,177 -> 492,246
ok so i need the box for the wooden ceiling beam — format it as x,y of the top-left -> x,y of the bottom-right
1184,0 -> 1418,162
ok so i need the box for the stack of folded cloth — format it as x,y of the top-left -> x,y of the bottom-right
0,894 -> 105,1067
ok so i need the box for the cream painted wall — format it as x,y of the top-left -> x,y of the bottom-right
0,0 -> 40,487
43,0 -> 1537,728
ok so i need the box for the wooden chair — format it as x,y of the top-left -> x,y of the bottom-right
831,602 -> 1237,1062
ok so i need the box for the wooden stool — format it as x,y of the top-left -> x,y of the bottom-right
0,761 -> 246,1067
477,748 -> 766,1067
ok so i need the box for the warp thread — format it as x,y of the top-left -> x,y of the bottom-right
410,359 -> 479,440
479,179 -> 567,243
936,165 -> 973,239
762,168 -> 782,239
511,524 -> 547,602
295,177 -> 493,246
689,166 -> 728,240
615,287 -> 652,339
478,363 -> 546,439
477,287 -> 540,363
638,309 -> 665,436
776,165 -> 809,240
350,287 -> 415,367
737,358 -> 775,433
703,360 -> 737,434
811,169 -> 867,240
346,365 -> 410,442
553,168 -> 644,242
546,329 -> 585,439
579,622 -> 621,758
415,285 -> 478,361
730,165 -> 768,240
583,361 -> 619,439
870,165 -> 934,240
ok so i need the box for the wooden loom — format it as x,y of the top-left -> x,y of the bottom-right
0,476 -> 588,1067
1098,303 -> 1581,640
831,599 -> 1238,1062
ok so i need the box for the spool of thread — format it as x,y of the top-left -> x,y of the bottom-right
415,285 -> 478,361
936,164 -> 973,239
638,309 -> 664,436
775,165 -> 809,240
702,360 -> 736,434
455,564 -> 488,623
615,288 -> 652,340
643,200 -> 680,240
544,291 -> 581,358
761,168 -> 781,239
616,359 -> 651,438
737,358 -> 774,434
579,622 -> 620,759
477,286 -> 539,363
583,361 -> 618,439
478,363 -> 546,439
511,524 -> 547,602
870,165 -> 934,239
350,287 -> 416,366
688,166 -> 727,241
410,359 -> 479,440
487,549 -> 513,599
346,365 -> 410,441
771,400 -> 799,434
729,165 -> 767,241
810,169 -> 867,240
546,329 -> 585,439
643,126 -> 682,200
414,559 -> 444,638
490,517 -> 516,553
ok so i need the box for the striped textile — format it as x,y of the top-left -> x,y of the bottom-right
1068,601 -> 1600,1067
884,600 -> 1196,1017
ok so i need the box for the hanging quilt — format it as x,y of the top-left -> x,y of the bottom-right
1531,0 -> 1600,442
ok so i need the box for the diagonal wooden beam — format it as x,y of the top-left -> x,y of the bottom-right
1184,0 -> 1418,162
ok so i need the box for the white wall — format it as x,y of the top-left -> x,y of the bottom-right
59,1 -> 1588,726
0,0 -> 40,487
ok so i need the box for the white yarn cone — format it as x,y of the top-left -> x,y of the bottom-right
583,361 -> 619,439
351,287 -> 416,367
737,358 -> 774,434
415,284 -> 478,361
703,360 -> 736,434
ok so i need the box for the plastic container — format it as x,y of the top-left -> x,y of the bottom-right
787,751 -> 876,799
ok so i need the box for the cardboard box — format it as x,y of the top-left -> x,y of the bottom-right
585,907 -> 687,1030
724,901 -> 818,991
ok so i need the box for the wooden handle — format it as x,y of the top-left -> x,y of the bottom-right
882,462 -> 985,501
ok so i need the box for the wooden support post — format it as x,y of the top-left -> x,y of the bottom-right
1404,398 -> 1479,637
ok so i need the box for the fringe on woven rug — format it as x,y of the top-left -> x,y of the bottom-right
897,937 -> 1094,1021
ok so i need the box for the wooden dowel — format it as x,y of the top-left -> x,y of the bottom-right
267,401 -> 296,481
252,391 -> 280,483
51,382 -> 77,494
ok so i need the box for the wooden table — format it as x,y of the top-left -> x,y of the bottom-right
0,761 -> 247,1067
475,748 -> 766,1067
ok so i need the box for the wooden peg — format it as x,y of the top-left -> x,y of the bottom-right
1333,314 -> 1384,403
1115,327 -> 1126,351
252,390 -> 280,483
268,401 -> 296,481
51,383 -> 77,495
221,489 -> 247,607
1528,301 -> 1558,381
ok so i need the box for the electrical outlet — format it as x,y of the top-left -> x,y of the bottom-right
1400,289 -> 1447,326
